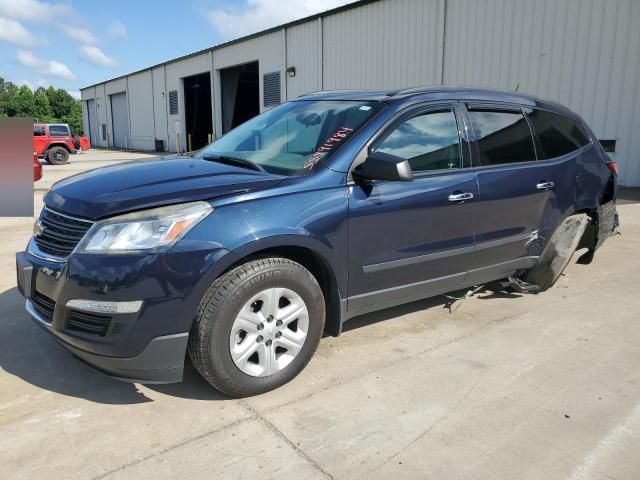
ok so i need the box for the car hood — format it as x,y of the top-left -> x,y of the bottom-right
44,156 -> 286,219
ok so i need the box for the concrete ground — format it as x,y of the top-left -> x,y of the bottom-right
1,150 -> 639,480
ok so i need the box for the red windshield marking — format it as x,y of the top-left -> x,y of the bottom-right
304,127 -> 355,170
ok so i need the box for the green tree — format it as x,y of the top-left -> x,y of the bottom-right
9,85 -> 37,119
0,80 -> 83,133
1,79 -> 19,117
34,87 -> 54,123
63,101 -> 83,134
46,86 -> 76,119
0,77 -> 9,116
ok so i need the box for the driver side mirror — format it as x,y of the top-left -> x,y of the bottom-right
355,151 -> 413,182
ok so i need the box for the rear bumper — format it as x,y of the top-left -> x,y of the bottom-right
26,298 -> 189,383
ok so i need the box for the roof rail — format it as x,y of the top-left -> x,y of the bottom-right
297,89 -> 361,98
387,86 -> 442,98
384,88 -> 408,97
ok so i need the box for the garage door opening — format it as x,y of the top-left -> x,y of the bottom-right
220,61 -> 259,134
110,92 -> 128,149
184,72 -> 213,151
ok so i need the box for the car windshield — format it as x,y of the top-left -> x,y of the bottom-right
198,100 -> 385,176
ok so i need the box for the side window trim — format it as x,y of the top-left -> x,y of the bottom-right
521,107 -> 542,161
348,102 -> 472,181
467,102 -> 524,113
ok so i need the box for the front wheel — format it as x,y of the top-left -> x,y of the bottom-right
188,257 -> 325,397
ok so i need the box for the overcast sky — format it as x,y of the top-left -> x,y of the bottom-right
0,0 -> 355,98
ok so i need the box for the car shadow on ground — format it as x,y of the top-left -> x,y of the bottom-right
0,286 -> 227,404
0,281 -> 520,405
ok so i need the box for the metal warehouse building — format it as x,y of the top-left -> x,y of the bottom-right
80,0 -> 640,186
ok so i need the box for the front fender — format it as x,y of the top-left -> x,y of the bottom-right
179,180 -> 350,301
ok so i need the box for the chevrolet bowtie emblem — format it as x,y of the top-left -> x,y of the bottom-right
33,219 -> 45,237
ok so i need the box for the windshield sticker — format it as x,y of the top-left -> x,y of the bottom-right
304,126 -> 354,170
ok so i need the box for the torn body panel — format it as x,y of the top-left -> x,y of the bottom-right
509,213 -> 590,293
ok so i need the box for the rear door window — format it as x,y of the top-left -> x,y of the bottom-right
48,125 -> 70,137
526,109 -> 590,159
467,109 -> 537,166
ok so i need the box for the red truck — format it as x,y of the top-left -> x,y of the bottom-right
33,123 -> 91,165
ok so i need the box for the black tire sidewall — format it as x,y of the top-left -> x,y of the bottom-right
47,147 -> 69,165
204,260 -> 324,396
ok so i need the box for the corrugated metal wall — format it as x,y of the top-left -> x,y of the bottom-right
322,0 -> 444,89
127,70 -> 154,150
81,0 -> 640,185
443,0 -> 640,186
286,20 -> 322,99
151,67 -> 168,150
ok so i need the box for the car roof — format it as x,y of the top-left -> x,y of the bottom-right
296,86 -> 575,117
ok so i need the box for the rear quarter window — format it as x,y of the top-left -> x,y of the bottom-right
48,125 -> 70,137
526,109 -> 590,159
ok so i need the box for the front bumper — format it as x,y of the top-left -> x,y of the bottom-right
16,242 -> 231,383
27,295 -> 187,383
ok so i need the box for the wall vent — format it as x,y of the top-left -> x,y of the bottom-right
263,72 -> 281,107
599,139 -> 616,153
168,90 -> 179,115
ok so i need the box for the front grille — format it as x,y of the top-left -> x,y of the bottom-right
66,310 -> 112,336
31,291 -> 55,322
34,208 -> 93,258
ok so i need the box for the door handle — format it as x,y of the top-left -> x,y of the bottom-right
536,181 -> 555,190
448,192 -> 474,202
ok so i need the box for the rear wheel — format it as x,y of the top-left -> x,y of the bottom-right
519,213 -> 590,292
188,257 -> 325,397
46,147 -> 69,165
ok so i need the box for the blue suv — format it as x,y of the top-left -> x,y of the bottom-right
16,87 -> 618,397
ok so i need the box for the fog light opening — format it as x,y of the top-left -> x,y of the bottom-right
65,299 -> 143,314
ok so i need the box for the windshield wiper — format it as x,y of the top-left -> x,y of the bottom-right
201,155 -> 265,172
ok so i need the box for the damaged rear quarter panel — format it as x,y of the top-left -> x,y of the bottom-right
575,142 -> 614,210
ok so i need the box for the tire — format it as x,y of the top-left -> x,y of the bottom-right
188,257 -> 325,397
46,147 -> 69,165
520,213 -> 590,292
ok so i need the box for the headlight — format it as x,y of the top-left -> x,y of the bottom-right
76,201 -> 213,254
